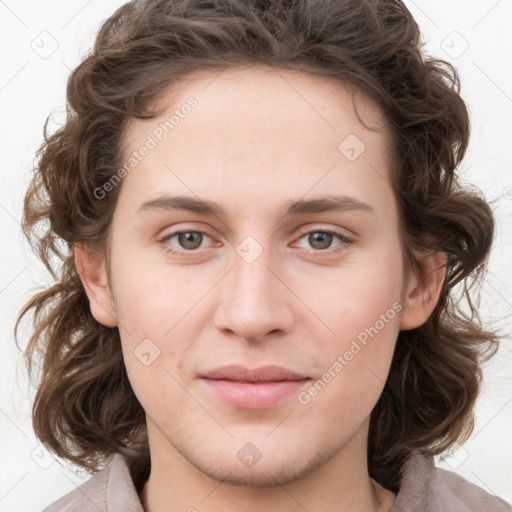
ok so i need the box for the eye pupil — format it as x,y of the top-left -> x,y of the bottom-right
309,232 -> 332,250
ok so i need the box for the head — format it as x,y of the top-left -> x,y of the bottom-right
17,0 -> 500,492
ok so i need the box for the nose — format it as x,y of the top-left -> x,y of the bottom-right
213,242 -> 295,343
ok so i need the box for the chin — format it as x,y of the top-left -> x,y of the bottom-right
196,461 -> 309,488
183,443 -> 333,488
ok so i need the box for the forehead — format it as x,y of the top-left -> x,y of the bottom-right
125,65 -> 391,154
118,66 -> 395,218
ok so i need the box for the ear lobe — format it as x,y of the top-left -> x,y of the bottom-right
399,250 -> 447,331
75,243 -> 118,328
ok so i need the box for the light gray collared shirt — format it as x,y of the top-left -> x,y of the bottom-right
42,450 -> 511,511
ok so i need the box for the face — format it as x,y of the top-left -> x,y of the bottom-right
80,66 -> 438,487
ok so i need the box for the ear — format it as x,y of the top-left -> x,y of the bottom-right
399,250 -> 447,331
75,243 -> 118,328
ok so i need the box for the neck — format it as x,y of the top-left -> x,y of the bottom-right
139,419 -> 396,512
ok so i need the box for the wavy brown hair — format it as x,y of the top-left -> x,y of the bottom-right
15,0 -> 502,492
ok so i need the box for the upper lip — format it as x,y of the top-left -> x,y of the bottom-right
201,365 -> 310,382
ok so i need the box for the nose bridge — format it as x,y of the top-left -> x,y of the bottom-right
213,235 -> 293,341
232,241 -> 275,301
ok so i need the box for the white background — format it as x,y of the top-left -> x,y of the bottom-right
0,0 -> 511,510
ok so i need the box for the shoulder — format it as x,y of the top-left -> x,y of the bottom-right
41,454 -> 144,512
434,466 -> 511,512
41,461 -> 111,512
390,450 -> 512,512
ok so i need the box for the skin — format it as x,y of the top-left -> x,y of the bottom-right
76,65 -> 446,512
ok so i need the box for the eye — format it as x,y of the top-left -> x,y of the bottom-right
159,230 -> 214,254
157,227 -> 353,256
295,228 -> 353,253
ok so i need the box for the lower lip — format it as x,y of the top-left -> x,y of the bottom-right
200,378 -> 311,409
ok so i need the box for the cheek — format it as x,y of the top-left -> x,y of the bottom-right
124,356 -> 188,425
303,258 -> 403,339
109,253 -> 205,378
110,252 -> 194,333
299,257 -> 403,402
301,311 -> 400,434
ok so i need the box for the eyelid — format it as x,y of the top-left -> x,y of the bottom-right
157,222 -> 217,241
293,224 -> 354,241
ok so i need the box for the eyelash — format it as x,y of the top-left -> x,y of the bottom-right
157,227 -> 353,256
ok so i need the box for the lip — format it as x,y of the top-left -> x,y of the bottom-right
201,364 -> 309,382
199,365 -> 311,410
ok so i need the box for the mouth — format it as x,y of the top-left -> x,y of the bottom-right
199,364 -> 312,409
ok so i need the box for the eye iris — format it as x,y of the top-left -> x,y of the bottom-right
309,232 -> 332,250
179,232 -> 203,250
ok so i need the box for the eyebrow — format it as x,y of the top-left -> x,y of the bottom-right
136,194 -> 375,218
